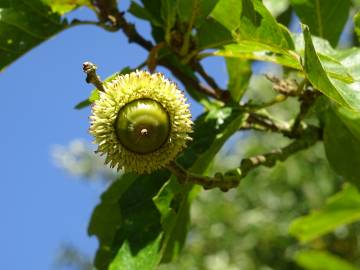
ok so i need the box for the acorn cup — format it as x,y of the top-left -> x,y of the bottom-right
89,70 -> 193,174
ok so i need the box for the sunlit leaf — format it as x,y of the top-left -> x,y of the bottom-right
213,42 -> 301,70
289,184 -> 360,242
41,0 -> 91,14
295,250 -> 357,270
302,25 -> 360,111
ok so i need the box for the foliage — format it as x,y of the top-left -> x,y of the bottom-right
3,0 -> 360,269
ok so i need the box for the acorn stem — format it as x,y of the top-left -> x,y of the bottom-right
83,62 -> 105,92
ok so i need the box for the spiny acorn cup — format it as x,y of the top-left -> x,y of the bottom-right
89,70 -> 193,174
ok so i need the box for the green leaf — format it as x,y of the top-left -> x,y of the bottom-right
213,42 -> 301,70
0,0 -> 68,71
41,0 -> 91,14
213,0 -> 295,49
177,0 -> 219,27
293,33 -> 360,83
184,107 -> 247,173
354,12 -> 360,43
128,1 -> 162,27
196,18 -> 234,50
225,58 -> 251,103
89,171 -> 170,270
289,184 -> 360,242
263,0 -> 290,18
235,0 -> 294,49
290,0 -> 351,47
75,67 -> 132,110
211,0 -> 296,69
153,107 -> 247,262
161,0 -> 177,41
211,0 -> 241,31
302,25 -> 360,111
294,250 -> 358,270
323,106 -> 360,188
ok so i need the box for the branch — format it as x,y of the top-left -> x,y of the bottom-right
244,112 -> 293,138
169,125 -> 321,191
291,89 -> 320,136
166,162 -> 240,192
82,62 -> 105,92
239,125 -> 321,178
193,62 -> 228,99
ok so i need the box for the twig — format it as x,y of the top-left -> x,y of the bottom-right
244,94 -> 288,111
166,162 -> 240,192
245,112 -> 293,137
147,42 -> 165,73
239,125 -> 321,178
291,89 -> 320,137
82,62 -> 105,92
168,125 -> 321,191
193,62 -> 226,97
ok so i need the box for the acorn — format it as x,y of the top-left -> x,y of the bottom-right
89,70 -> 193,174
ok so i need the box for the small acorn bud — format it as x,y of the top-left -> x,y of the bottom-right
89,70 -> 193,174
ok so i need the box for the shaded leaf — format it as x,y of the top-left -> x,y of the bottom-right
128,1 -> 162,26
0,0 -> 68,71
323,106 -> 360,188
295,250 -> 357,270
161,0 -> 177,41
289,184 -> 360,242
290,0 -> 351,46
177,0 -> 219,27
225,58 -> 251,102
302,25 -> 360,111
196,18 -> 233,50
89,171 -> 170,270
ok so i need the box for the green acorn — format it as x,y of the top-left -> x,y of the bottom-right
89,70 -> 193,174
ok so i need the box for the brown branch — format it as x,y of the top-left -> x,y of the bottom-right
193,62 -> 227,98
245,112 -> 293,138
291,89 -> 320,136
166,161 -> 240,192
239,125 -> 322,178
82,62 -> 105,92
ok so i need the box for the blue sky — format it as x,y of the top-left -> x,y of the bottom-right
0,2 -> 226,269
